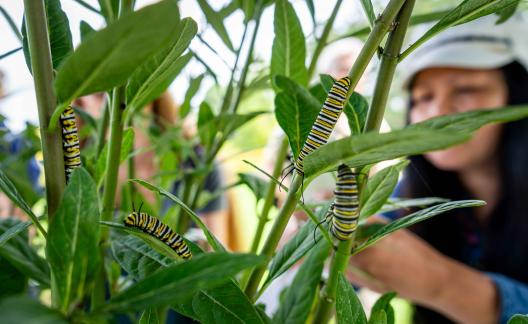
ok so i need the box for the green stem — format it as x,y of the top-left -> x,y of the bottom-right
96,99 -> 110,156
244,174 -> 302,300
345,0 -> 407,101
249,136 -> 289,254
72,0 -> 101,14
313,1 -> 415,322
365,0 -> 415,131
307,0 -> 343,80
23,0 -> 65,224
0,6 -> 23,42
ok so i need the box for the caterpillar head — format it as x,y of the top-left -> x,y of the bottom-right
124,213 -> 139,226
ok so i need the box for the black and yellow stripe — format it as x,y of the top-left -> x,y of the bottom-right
124,212 -> 192,259
330,164 -> 359,241
295,77 -> 351,175
60,106 -> 81,181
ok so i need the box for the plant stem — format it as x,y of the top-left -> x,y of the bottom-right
0,6 -> 23,42
313,1 -> 415,322
95,99 -> 110,156
307,0 -> 343,80
249,136 -> 289,254
365,0 -> 415,131
23,0 -> 65,222
345,0 -> 407,101
244,174 -> 302,300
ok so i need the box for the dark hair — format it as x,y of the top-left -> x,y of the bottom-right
402,61 -> 528,323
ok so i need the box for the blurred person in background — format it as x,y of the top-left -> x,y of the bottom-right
74,91 -> 229,246
348,15 -> 528,324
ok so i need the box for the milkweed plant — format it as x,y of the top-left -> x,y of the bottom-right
0,0 -> 527,323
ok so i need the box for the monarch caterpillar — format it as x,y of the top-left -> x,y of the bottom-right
60,106 -> 81,181
294,76 -> 351,176
330,164 -> 360,241
123,205 -> 192,260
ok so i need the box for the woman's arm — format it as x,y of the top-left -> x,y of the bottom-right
348,226 -> 500,324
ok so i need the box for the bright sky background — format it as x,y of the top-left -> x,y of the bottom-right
0,0 -> 369,132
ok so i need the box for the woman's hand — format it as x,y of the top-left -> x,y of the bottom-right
347,220 -> 499,324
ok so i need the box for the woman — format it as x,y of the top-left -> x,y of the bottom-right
348,15 -> 528,324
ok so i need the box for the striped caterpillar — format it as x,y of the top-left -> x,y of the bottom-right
60,106 -> 82,181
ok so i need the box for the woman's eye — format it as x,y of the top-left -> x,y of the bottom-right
412,93 -> 432,106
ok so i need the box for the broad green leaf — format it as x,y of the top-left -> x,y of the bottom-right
0,219 -> 49,287
379,197 -> 449,214
304,106 -> 528,177
0,169 -> 42,238
336,274 -> 367,324
238,173 -> 268,201
126,18 -> 197,115
22,0 -> 73,73
319,74 -> 368,135
192,283 -> 266,324
360,161 -> 409,219
360,0 -> 376,28
139,307 -> 160,324
0,257 -> 27,300
274,76 -> 320,158
54,0 -> 180,109
368,292 -> 396,324
198,102 -> 217,148
0,295 -> 67,324
46,168 -> 100,313
79,20 -> 95,42
104,253 -> 264,312
354,200 -> 485,254
401,0 -> 519,60
197,0 -> 234,50
131,179 -> 226,252
271,0 -> 307,86
509,314 -> 528,324
265,203 -> 328,287
496,0 -> 520,24
180,75 -> 205,118
273,239 -> 329,324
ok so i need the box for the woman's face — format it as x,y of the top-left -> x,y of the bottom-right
410,67 -> 508,171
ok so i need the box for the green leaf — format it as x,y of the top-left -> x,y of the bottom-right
180,75 -> 205,118
0,169 -> 43,238
304,106 -> 528,178
95,128 -> 134,185
509,314 -> 528,324
336,273 -> 367,324
79,20 -> 95,42
0,219 -> 49,287
379,197 -> 449,214
495,0 -> 519,24
220,111 -> 267,139
360,161 -> 409,219
22,0 -> 73,73
360,0 -> 376,28
305,0 -> 316,25
0,257 -> 27,300
368,292 -> 396,324
320,74 -> 368,135
98,0 -> 119,22
271,0 -> 308,86
401,0 -> 519,60
274,76 -> 320,158
139,307 -> 160,324
197,0 -> 234,51
126,18 -> 197,116
238,173 -> 268,201
0,295 -> 67,324
355,200 -> 485,254
191,282 -> 266,324
131,179 -> 226,252
198,102 -> 217,148
273,239 -> 329,324
104,253 -> 264,312
54,0 -> 181,109
265,203 -> 328,287
46,168 -> 100,313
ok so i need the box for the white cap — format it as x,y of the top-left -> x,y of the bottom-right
400,13 -> 528,88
